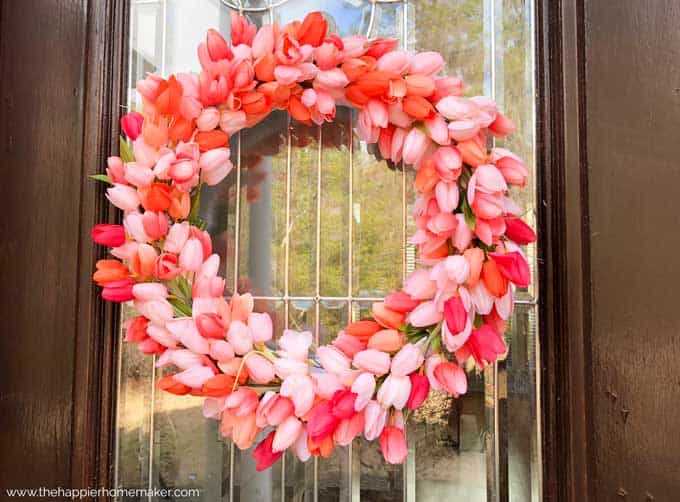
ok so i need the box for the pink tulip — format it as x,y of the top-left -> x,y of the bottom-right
314,42 -> 343,70
424,354 -> 443,391
278,329 -> 313,361
204,28 -> 231,62
138,300 -> 173,328
390,344 -> 424,377
179,237 -> 204,272
432,146 -> 462,181
220,110 -> 247,136
380,426 -> 408,464
317,345 -> 351,375
461,324 -> 507,368
272,416 -> 303,452
123,211 -> 148,243
489,251 -> 531,287
436,96 -> 477,120
363,400 -> 387,440
106,184 -> 140,212
408,300 -> 443,327
252,25 -> 274,59
166,318 -> 210,354
209,340 -> 234,362
433,361 -> 468,396
101,278 -> 135,302
120,111 -> 144,141
435,181 -> 459,213
448,119 -> 480,141
333,412 -> 365,446
245,354 -> 275,384
230,12 -> 256,46
146,324 -> 177,348
274,358 -> 309,379
471,164 -> 507,194
432,76 -> 464,101
366,99 -> 389,128
196,107 -> 220,131
402,127 -> 430,166
333,331 -> 367,358
403,269 -> 437,300
489,112 -> 515,136
457,137 -> 487,167
169,349 -> 203,370
280,374 -> 315,416
424,115 -> 449,145
313,372 -> 344,400
225,387 -> 259,417
409,51 -> 444,76
142,211 -> 168,240
377,374 -> 411,410
91,223 -> 126,247
315,68 -> 349,89
407,373 -> 430,410
164,222 -> 190,253
257,393 -> 294,427
248,312 -> 273,343
384,291 -> 419,314
353,349 -> 391,376
173,365 -> 214,388
351,372 -> 376,411
493,150 -> 528,187
106,156 -> 126,184
376,50 -> 410,73
452,214 -> 473,251
293,426 -> 312,462
227,320 -> 254,355
132,282 -> 167,301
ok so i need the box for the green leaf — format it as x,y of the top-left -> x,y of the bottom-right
461,194 -> 476,229
119,136 -> 135,163
176,275 -> 192,300
168,297 -> 193,317
89,174 -> 112,184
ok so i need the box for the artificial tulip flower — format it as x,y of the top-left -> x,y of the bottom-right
253,431 -> 284,471
380,426 -> 408,464
433,361 -> 468,397
367,329 -> 404,352
353,349 -> 391,376
504,216 -> 537,245
489,251 -> 531,288
91,223 -> 126,247
390,344 -> 424,377
407,373 -> 430,410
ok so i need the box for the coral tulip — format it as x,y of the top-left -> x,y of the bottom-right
367,329 -> 404,352
380,426 -> 408,464
433,361 -> 467,396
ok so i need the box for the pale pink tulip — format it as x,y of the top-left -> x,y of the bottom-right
377,374 -> 411,410
313,372 -> 344,400
435,181 -> 459,213
278,329 -> 313,361
245,354 -> 275,384
106,156 -> 126,184
390,344 -> 424,377
170,349 -> 204,370
220,110 -> 247,136
146,324 -> 177,348
123,211 -> 149,243
432,76 -> 464,101
257,393 -> 294,426
424,115 -> 449,145
403,269 -> 437,300
248,312 -> 273,343
293,426 -> 312,461
408,300 -> 443,327
452,214 -> 473,251
124,162 -> 155,188
209,340 -> 235,362
409,51 -> 444,76
314,41 -> 343,70
173,365 -> 214,388
196,107 -> 220,131
351,372 -> 376,411
432,146 -> 463,181
274,358 -> 309,379
353,349 -> 391,376
273,416 -> 303,452
402,127 -> 430,166
332,331 -> 366,358
164,222 -> 190,253
166,318 -> 211,354
425,354 -> 443,391
317,346 -> 351,375
252,25 -> 274,59
280,374 -> 315,416
227,320 -> 254,355
137,299 -> 174,326
225,387 -> 259,417
179,237 -> 204,272
132,283 -> 167,301
106,184 -> 140,212
199,147 -> 233,186
363,400 -> 387,440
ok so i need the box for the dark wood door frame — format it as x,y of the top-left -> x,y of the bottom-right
536,0 -> 593,500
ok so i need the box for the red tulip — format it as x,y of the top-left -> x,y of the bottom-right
253,431 -> 284,471
461,324 -> 506,368
125,315 -> 149,343
196,313 -> 226,339
296,11 -> 327,47
443,296 -> 468,334
331,389 -> 358,420
101,278 -> 135,302
504,217 -> 537,245
91,223 -> 126,247
489,251 -> 531,288
407,373 -> 430,410
120,111 -> 144,140
307,400 -> 339,442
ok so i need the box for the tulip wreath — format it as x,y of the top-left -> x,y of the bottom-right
91,11 -> 536,470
